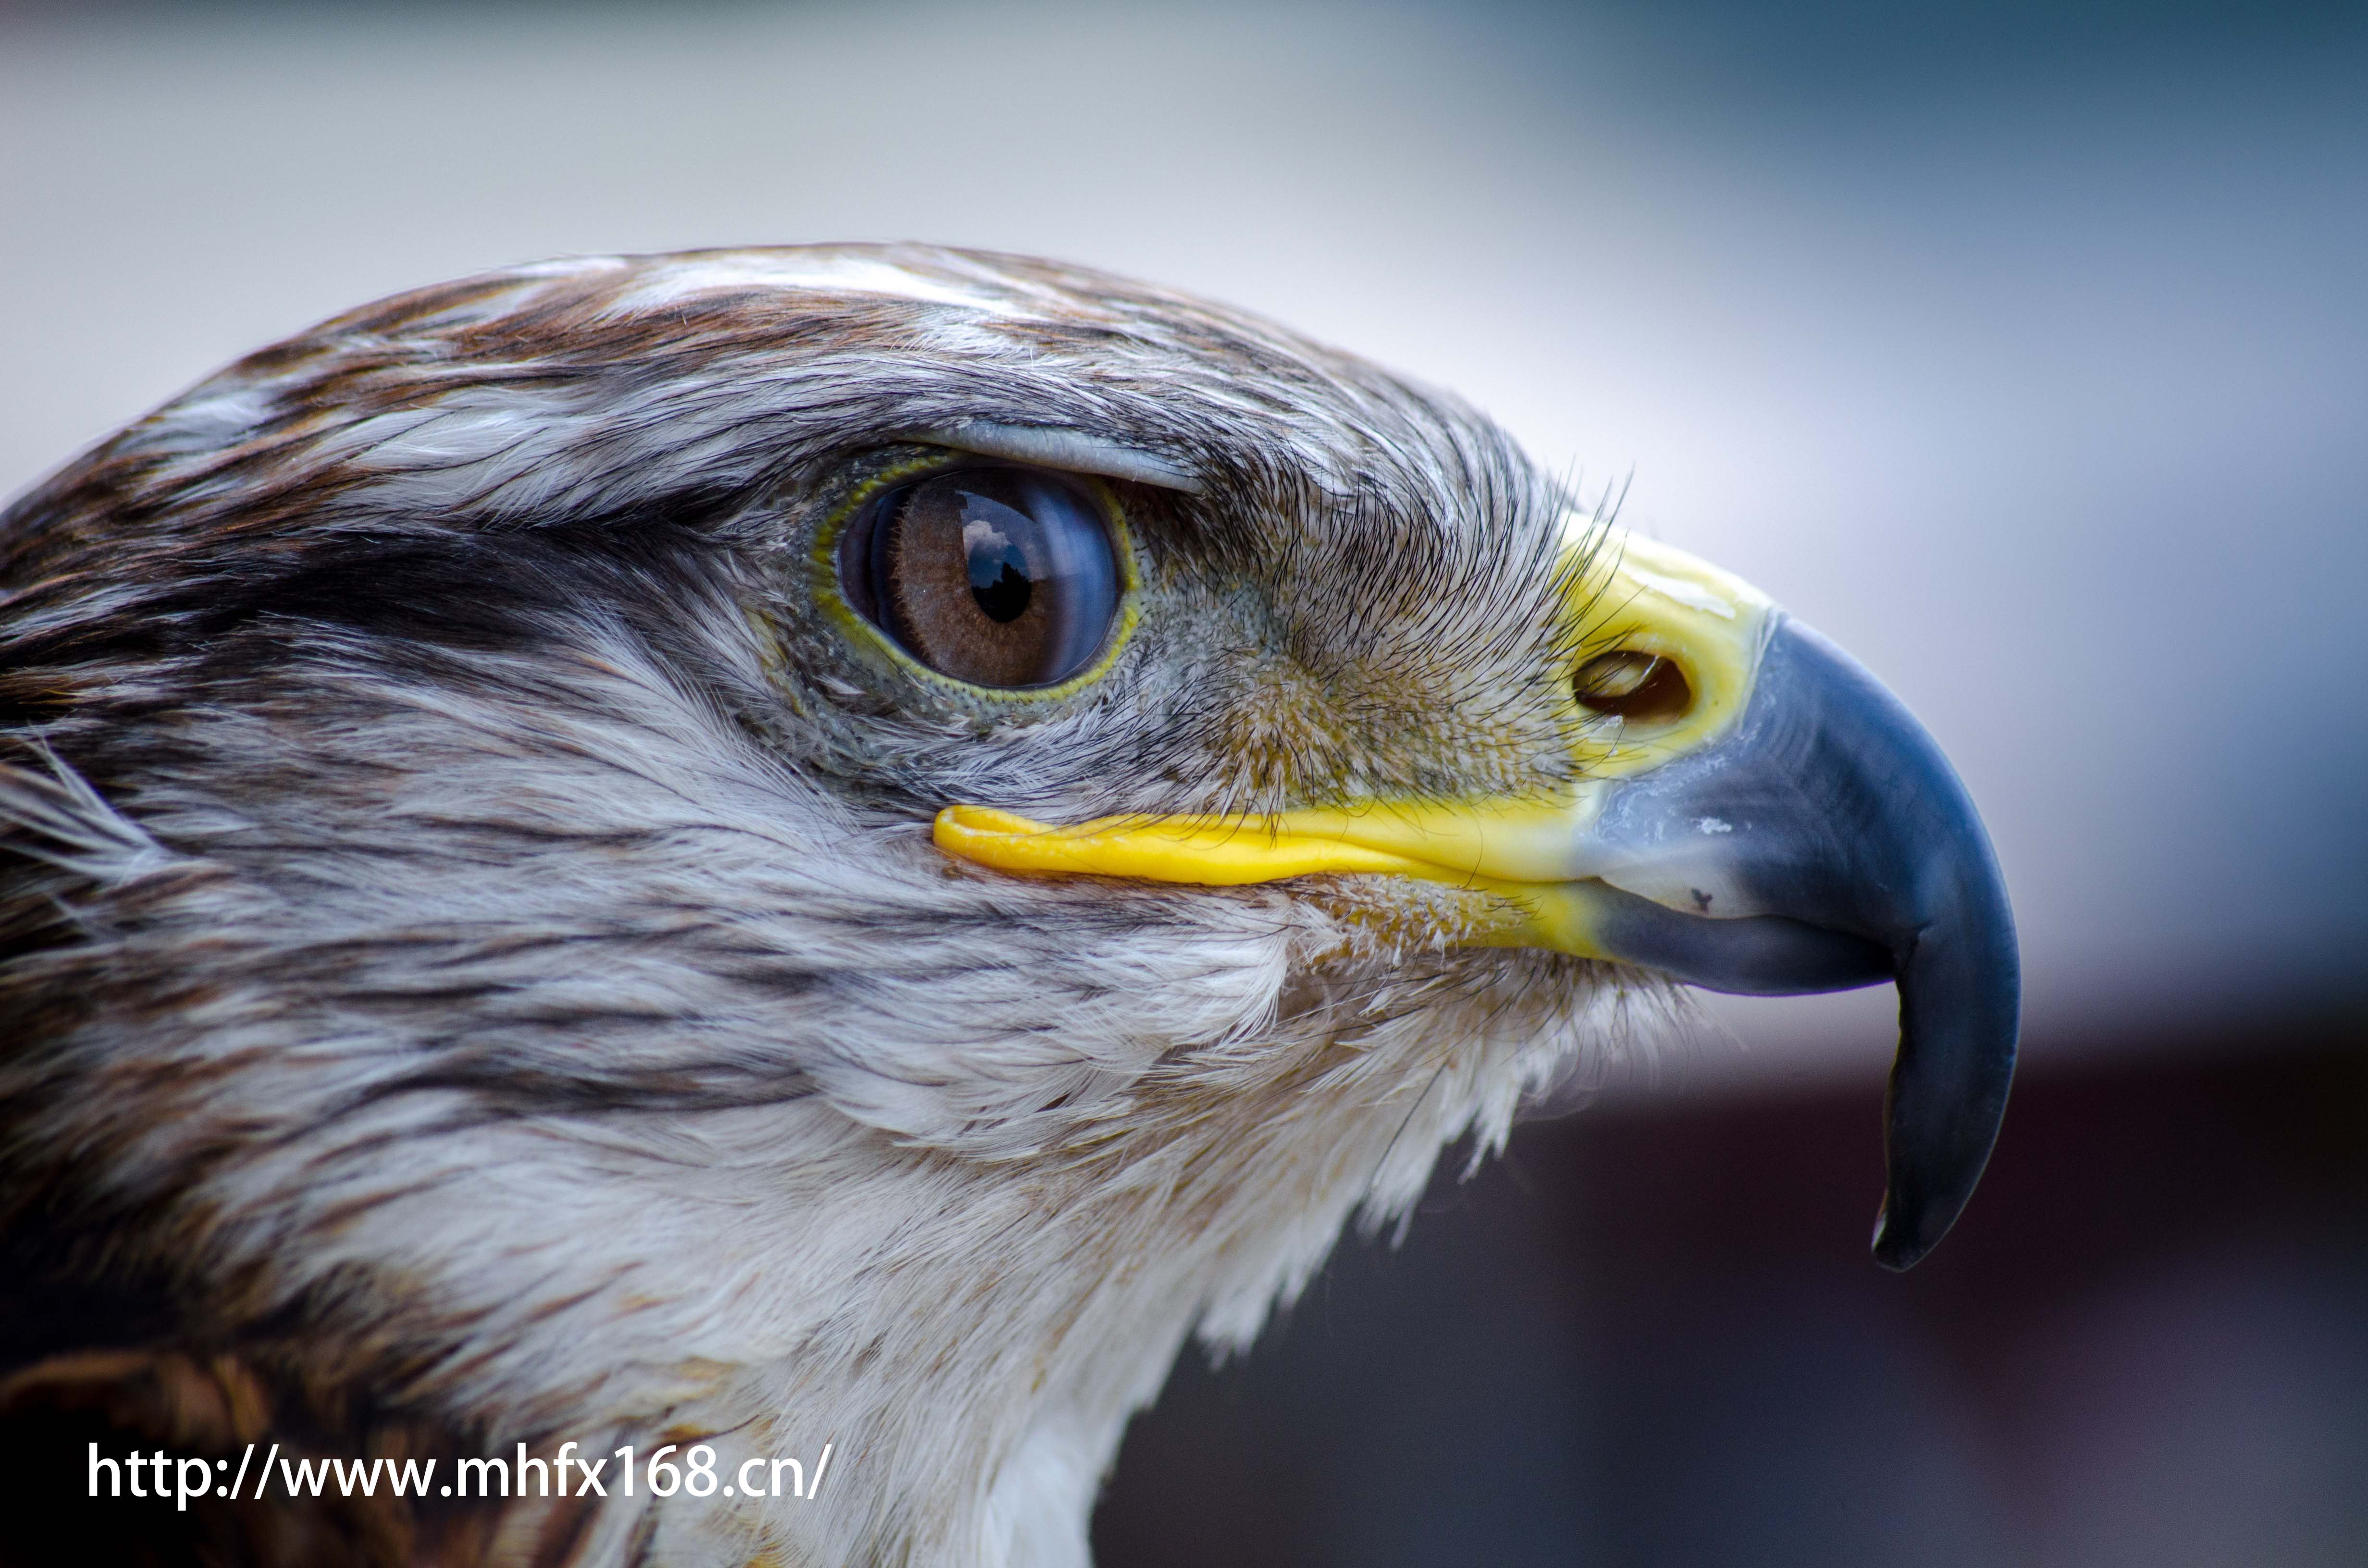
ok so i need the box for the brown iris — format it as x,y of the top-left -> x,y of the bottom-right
838,466 -> 1122,689
1573,650 -> 1694,722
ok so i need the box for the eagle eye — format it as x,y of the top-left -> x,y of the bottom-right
837,466 -> 1123,689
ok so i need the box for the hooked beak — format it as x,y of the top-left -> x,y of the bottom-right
932,531 -> 2019,1270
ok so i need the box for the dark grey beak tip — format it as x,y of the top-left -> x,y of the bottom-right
1867,831 -> 2022,1273
1870,1210 -> 1927,1272
1870,1101 -> 2004,1271
1871,1201 -> 1952,1273
1869,964 -> 2020,1272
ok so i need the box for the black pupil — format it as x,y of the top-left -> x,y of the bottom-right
962,502 -> 1035,623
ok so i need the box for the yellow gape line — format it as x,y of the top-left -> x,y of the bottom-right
934,805 -> 1445,885
932,803 -> 1636,962
935,796 -> 1653,891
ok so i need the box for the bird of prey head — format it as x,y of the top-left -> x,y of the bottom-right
0,246 -> 2015,1567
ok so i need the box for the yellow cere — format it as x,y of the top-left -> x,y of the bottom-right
1566,526 -> 1776,783
931,527 -> 1779,918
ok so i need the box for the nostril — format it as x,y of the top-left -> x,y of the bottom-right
1574,651 -> 1694,722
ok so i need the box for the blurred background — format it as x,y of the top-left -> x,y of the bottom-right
3,0 -> 2362,1561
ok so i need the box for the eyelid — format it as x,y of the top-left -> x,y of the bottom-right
896,422 -> 1204,495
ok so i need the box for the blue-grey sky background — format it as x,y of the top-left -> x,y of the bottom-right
4,0 -> 2362,1087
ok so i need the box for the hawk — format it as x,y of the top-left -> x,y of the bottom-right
0,247 -> 2015,1567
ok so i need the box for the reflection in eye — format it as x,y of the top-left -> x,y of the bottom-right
962,513 -> 1033,623
839,466 -> 1122,688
